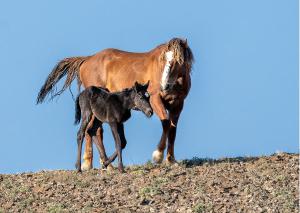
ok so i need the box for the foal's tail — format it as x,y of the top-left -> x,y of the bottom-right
74,95 -> 81,125
36,56 -> 89,104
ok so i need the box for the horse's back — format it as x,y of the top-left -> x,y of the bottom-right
88,48 -> 150,66
95,48 -> 149,57
80,48 -> 152,91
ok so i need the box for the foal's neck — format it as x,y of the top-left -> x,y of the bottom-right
117,90 -> 135,110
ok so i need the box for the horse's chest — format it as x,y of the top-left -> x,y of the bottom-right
160,76 -> 190,108
161,87 -> 184,107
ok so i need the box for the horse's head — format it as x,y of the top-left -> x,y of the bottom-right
159,38 -> 194,92
132,81 -> 153,118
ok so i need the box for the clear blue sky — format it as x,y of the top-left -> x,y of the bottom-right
0,0 -> 298,174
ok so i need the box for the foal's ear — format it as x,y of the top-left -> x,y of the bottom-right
134,81 -> 139,92
143,81 -> 150,90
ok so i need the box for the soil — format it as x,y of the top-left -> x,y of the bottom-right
0,153 -> 298,212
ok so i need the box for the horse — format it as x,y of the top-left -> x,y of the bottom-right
37,37 -> 194,169
74,82 -> 153,173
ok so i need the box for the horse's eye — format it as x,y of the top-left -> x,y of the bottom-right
145,92 -> 150,98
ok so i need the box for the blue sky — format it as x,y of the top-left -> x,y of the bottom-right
0,0 -> 298,173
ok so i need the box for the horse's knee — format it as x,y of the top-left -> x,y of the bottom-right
162,119 -> 171,131
169,125 -> 177,134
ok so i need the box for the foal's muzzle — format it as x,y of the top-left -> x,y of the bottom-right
145,109 -> 153,118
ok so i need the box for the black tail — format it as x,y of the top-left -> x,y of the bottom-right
74,95 -> 81,125
36,56 -> 89,104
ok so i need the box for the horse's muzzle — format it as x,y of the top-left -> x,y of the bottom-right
161,84 -> 174,93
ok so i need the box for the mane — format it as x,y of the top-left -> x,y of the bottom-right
158,38 -> 194,73
90,85 -> 135,97
111,87 -> 133,96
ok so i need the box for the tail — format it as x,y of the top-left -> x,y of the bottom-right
74,95 -> 81,125
36,56 -> 89,104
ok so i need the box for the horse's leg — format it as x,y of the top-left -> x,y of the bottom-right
75,115 -> 90,173
81,116 -> 95,170
166,101 -> 184,164
109,122 -> 125,173
82,135 -> 93,170
150,94 -> 170,164
103,123 -> 127,167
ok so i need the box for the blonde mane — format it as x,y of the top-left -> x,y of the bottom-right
159,38 -> 194,73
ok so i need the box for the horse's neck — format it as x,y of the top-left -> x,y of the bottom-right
148,46 -> 165,81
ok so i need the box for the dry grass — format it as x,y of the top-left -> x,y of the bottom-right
0,153 -> 298,212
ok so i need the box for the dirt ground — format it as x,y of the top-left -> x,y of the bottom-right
0,153 -> 298,212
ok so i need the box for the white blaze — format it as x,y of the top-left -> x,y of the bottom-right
161,51 -> 174,90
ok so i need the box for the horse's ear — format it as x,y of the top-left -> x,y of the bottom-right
184,38 -> 188,46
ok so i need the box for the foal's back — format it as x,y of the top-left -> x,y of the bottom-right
79,86 -> 130,123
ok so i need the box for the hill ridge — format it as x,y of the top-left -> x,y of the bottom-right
0,153 -> 298,212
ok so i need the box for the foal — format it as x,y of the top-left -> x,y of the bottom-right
74,82 -> 153,172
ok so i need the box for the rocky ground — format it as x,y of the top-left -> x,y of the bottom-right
0,153 -> 298,212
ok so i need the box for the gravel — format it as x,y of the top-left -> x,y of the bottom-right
0,153 -> 298,212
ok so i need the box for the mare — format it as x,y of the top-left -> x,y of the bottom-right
37,38 -> 194,169
74,82 -> 153,172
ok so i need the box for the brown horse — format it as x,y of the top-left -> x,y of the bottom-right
37,38 -> 194,170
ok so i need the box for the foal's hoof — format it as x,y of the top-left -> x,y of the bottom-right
118,168 -> 125,173
75,162 -> 82,171
107,164 -> 114,172
101,164 -> 114,172
152,150 -> 164,164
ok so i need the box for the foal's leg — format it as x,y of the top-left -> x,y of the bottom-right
166,102 -> 183,164
103,123 -> 127,166
95,125 -> 108,166
92,120 -> 113,170
109,122 -> 125,173
75,115 -> 91,173
81,116 -> 95,170
150,94 -> 170,164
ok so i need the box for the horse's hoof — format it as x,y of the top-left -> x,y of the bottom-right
76,168 -> 82,173
166,156 -> 177,165
152,150 -> 164,164
168,161 -> 179,168
81,161 -> 93,171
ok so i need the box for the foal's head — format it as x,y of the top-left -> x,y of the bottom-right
132,81 -> 153,118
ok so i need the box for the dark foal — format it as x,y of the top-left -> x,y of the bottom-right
74,82 -> 153,172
